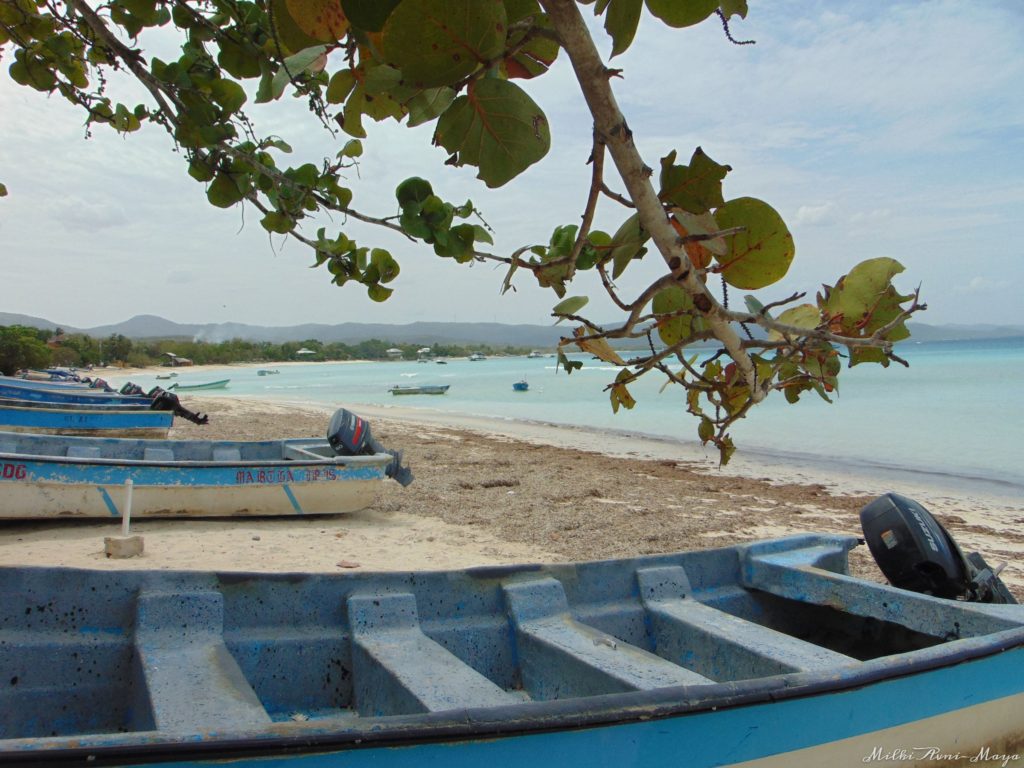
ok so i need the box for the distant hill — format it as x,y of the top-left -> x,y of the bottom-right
2,312 -> 1022,347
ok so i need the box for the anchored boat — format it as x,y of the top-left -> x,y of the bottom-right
0,408 -> 411,518
167,378 -> 230,391
388,384 -> 450,395
0,495 -> 1020,766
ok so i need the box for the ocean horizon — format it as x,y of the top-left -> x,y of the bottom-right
118,337 -> 1024,501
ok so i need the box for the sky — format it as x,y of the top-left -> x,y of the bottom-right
1,0 -> 1022,330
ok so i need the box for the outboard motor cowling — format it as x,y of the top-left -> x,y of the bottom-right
860,493 -> 1016,604
327,408 -> 413,487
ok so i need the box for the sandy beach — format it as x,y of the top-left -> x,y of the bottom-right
2,365 -> 1021,598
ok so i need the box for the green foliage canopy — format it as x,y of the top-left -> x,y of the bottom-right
0,0 -> 925,462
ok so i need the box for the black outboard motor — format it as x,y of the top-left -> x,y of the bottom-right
327,408 -> 413,487
119,382 -> 145,396
146,386 -> 209,425
860,493 -> 1016,604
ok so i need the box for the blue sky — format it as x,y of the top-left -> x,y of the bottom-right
0,0 -> 1021,329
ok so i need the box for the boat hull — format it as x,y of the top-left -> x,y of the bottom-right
0,382 -> 151,405
0,454 -> 388,518
1,535 -> 1023,766
0,404 -> 171,438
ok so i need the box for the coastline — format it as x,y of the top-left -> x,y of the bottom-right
1,381 -> 1021,596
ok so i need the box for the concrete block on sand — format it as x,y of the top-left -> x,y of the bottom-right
105,535 -> 144,559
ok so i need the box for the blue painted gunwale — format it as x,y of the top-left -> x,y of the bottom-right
3,535 -> 1023,766
0,383 -> 152,405
0,404 -> 172,432
0,396 -> 153,411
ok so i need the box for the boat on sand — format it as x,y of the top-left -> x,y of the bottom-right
1,495 -> 1021,766
0,408 -> 411,518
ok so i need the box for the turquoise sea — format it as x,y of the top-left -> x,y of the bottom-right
124,337 -> 1024,500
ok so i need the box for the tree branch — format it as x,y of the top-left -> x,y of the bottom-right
539,0 -> 768,403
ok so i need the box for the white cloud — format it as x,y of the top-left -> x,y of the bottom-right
794,202 -> 835,225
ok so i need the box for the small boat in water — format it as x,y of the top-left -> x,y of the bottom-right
168,378 -> 231,391
513,379 -> 529,392
388,384 -> 450,395
0,408 -> 411,519
0,402 -> 172,438
1,494 -> 1021,766
257,369 -> 280,376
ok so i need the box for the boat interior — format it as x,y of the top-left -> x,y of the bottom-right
2,535 -> 1022,753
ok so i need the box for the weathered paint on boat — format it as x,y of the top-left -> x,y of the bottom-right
0,430 -> 395,518
0,403 -> 171,438
0,396 -> 153,411
0,381 -> 152,406
1,535 -> 1022,766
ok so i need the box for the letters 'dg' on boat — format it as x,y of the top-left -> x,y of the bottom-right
0,408 -> 412,518
0,495 -> 1022,766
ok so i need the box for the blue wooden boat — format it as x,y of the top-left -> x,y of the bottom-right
513,379 -> 529,391
0,408 -> 410,519
0,380 -> 152,406
0,396 -> 153,411
0,494 -> 1021,766
0,402 -> 172,438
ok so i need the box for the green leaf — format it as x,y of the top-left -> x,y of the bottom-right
604,0 -> 642,56
719,0 -> 748,19
382,0 -> 506,88
370,248 -> 400,282
188,159 -> 216,182
697,416 -> 714,442
652,286 -> 696,346
406,87 -> 456,126
502,12 -> 559,79
659,147 -> 730,214
552,295 -> 588,322
367,284 -> 394,302
326,69 -> 356,104
283,45 -> 327,75
340,139 -> 363,158
768,304 -> 819,341
644,0 -> 718,28
396,177 -> 434,208
556,349 -> 583,375
610,369 -> 636,413
340,0 -> 402,31
112,103 -> 141,132
261,211 -> 294,233
434,78 -> 550,188
713,197 -> 794,289
207,173 -> 246,208
209,79 -> 246,114
821,257 -> 906,333
608,212 -> 648,278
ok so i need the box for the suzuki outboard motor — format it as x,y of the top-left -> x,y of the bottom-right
860,493 -> 1016,604
327,408 -> 413,487
146,387 -> 209,425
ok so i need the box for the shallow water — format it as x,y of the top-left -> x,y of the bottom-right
128,337 -> 1024,499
